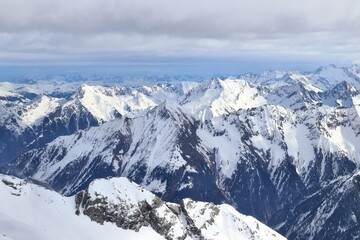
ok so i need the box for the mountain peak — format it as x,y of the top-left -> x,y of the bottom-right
315,64 -> 338,73
87,177 -> 157,206
200,77 -> 223,90
149,100 -> 193,123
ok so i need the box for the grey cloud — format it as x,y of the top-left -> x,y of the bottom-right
0,0 -> 359,38
0,0 -> 359,64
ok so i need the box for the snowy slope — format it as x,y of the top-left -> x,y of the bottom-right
75,84 -> 156,121
307,65 -> 360,90
0,82 -> 23,98
20,95 -> 63,126
182,198 -> 285,240
0,174 -> 163,240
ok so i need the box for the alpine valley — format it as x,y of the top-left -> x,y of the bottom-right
2,64 -> 360,239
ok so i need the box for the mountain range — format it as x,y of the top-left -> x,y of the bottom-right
2,64 -> 360,239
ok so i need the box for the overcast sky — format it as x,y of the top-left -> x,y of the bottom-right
0,0 -> 359,74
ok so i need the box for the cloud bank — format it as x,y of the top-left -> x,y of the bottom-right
0,0 -> 359,66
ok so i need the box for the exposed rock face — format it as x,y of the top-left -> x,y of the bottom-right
75,177 -> 187,239
270,171 -> 360,240
75,177 -> 285,240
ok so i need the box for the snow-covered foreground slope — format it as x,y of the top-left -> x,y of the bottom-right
0,174 -> 285,240
0,174 -> 163,240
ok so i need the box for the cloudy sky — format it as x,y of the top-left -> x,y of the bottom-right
0,0 -> 359,75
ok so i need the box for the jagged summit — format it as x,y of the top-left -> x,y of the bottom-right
181,77 -> 266,120
148,99 -> 190,122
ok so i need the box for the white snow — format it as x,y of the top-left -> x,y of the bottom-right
78,84 -> 157,121
0,82 -> 22,97
308,65 -> 360,90
21,95 -> 62,126
87,177 -> 156,210
283,123 -> 315,173
181,78 -> 267,120
288,73 -> 323,93
0,174 -> 164,240
319,125 -> 360,160
182,199 -> 286,240
197,116 -> 243,178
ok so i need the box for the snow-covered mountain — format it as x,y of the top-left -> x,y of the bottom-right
7,93 -> 360,217
180,78 -> 266,120
2,64 -> 360,240
0,174 -> 285,240
0,81 -> 198,164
